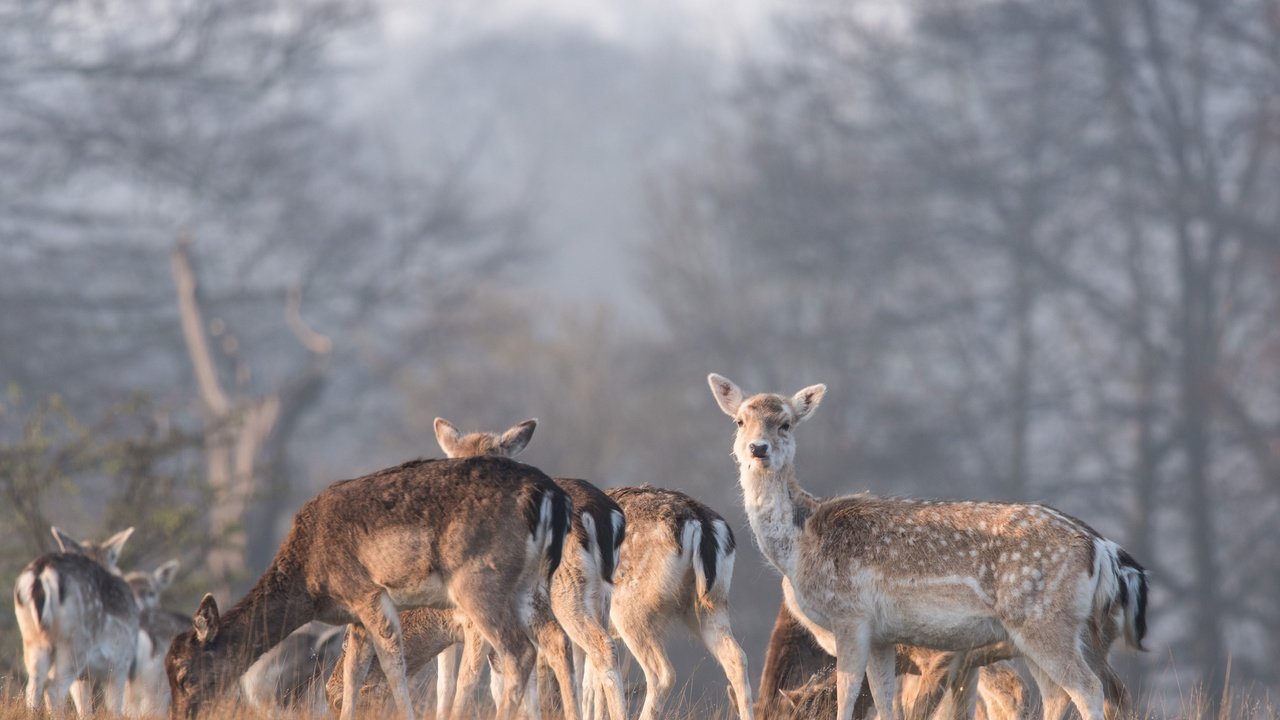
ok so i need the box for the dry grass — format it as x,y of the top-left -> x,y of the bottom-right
1,674 -> 1275,720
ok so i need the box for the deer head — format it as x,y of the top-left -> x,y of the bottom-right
707,374 -> 825,473
167,593 -> 224,719
51,526 -> 134,575
434,417 -> 537,459
127,559 -> 180,610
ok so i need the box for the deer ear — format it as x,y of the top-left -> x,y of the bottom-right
497,419 -> 536,457
434,417 -> 462,457
154,559 -> 180,592
780,687 -> 802,710
51,527 -> 83,555
791,384 -> 826,424
100,527 -> 135,569
193,593 -> 220,644
708,373 -> 745,417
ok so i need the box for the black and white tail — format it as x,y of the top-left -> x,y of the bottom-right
13,563 -> 59,632
690,517 -> 736,607
1092,539 -> 1149,651
530,485 -> 572,582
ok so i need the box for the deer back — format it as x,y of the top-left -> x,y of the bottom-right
14,551 -> 139,674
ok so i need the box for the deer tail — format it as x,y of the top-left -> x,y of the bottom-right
14,564 -> 59,632
1092,539 -> 1148,651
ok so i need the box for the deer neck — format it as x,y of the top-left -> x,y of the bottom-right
738,461 -> 817,578
211,564 -> 314,683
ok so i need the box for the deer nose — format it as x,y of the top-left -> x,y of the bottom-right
750,442 -> 770,458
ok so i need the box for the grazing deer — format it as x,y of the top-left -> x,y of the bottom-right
778,657 -> 1025,720
606,485 -> 754,720
242,622 -> 346,711
707,374 -> 1148,720
758,602 -> 1024,720
433,417 -> 628,720
13,527 -> 139,716
325,608 -> 464,714
125,559 -> 189,716
165,456 -> 570,720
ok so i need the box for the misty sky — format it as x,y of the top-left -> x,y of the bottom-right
338,0 -> 785,318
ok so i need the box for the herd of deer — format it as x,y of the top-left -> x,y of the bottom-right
13,374 -> 1149,720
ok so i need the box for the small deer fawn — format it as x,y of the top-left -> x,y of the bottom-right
124,559 -> 188,716
165,456 -> 570,720
708,374 -> 1147,720
14,527 -> 139,717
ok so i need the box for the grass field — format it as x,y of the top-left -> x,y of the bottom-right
0,679 -> 1276,720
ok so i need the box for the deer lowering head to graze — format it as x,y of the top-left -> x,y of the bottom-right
13,527 -> 139,717
165,456 -> 570,720
243,621 -> 347,712
778,655 -> 1026,720
432,416 -> 627,720
124,559 -> 190,716
707,374 -> 1148,720
606,485 -> 754,720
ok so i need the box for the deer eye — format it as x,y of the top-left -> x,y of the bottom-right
735,419 -> 744,428
781,422 -> 791,431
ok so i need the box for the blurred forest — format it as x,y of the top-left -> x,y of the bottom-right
3,0 -> 1279,714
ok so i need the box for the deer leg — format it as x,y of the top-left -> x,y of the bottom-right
65,676 -> 91,718
436,642 -> 459,720
1020,630 -> 1105,720
559,593 -> 625,720
338,623 -> 377,720
696,606 -> 753,720
865,642 -> 898,720
1023,656 -> 1071,720
103,665 -> 129,716
22,644 -> 51,711
835,626 -> 872,720
45,652 -> 81,718
452,626 -> 491,717
1083,635 -> 1129,720
613,607 -> 673,720
451,575 -> 536,720
539,629 -> 578,720
352,594 -> 414,720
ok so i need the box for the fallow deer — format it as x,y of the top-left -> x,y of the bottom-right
758,601 -> 1024,720
13,526 -> 139,716
242,621 -> 346,711
165,456 -> 570,720
707,374 -> 1148,720
125,559 -> 189,716
431,417 -> 627,720
778,657 -> 1025,720
605,485 -> 754,720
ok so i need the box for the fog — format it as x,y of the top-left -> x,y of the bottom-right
3,0 -> 1278,715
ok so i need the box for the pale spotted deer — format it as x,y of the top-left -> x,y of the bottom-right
605,485 -> 753,720
13,527 -> 140,716
433,417 -> 628,720
165,456 -> 570,720
125,559 -> 188,716
707,374 -> 1148,720
757,601 -> 1024,720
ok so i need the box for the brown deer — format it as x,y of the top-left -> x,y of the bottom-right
13,527 -> 139,716
778,657 -> 1025,720
605,484 -> 754,720
165,455 -> 570,720
434,417 -> 627,720
707,374 -> 1147,720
